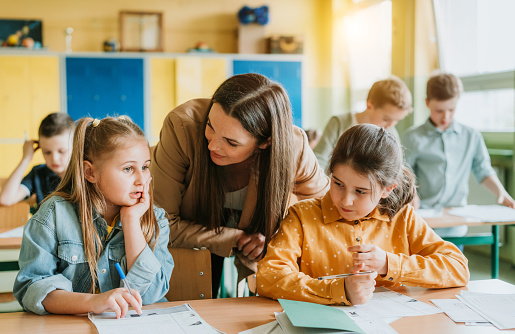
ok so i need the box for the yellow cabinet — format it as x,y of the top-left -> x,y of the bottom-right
0,55 -> 60,177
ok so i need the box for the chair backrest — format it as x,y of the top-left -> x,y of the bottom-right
165,247 -> 212,301
0,201 -> 30,232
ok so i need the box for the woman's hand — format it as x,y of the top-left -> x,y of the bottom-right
120,177 -> 152,225
236,232 -> 266,261
89,288 -> 143,319
348,244 -> 388,276
344,263 -> 377,305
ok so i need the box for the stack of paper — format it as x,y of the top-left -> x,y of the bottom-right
240,289 -> 442,334
0,225 -> 24,238
415,208 -> 443,218
89,304 -> 224,334
333,289 -> 442,322
456,291 -> 515,329
277,299 -> 366,333
448,205 -> 515,222
430,299 -> 490,326
431,291 -> 515,329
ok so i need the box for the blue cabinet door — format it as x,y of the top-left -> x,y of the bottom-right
66,57 -> 145,131
233,60 -> 302,127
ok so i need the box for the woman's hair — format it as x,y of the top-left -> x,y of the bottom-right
51,116 -> 159,293
329,124 -> 416,218
193,73 -> 295,242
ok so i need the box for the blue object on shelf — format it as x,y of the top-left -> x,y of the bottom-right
65,57 -> 145,131
237,5 -> 269,25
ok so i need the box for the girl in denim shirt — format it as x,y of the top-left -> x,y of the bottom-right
14,116 -> 174,317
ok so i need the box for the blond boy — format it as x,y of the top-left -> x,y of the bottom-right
314,76 -> 412,172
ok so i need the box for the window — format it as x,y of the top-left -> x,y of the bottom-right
434,0 -> 515,131
340,0 -> 392,112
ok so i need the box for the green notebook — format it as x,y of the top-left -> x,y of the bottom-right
278,299 -> 365,334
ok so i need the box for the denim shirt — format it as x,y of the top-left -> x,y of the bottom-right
14,196 -> 174,315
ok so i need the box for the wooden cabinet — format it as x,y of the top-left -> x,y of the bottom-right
0,52 -> 303,178
0,55 -> 60,177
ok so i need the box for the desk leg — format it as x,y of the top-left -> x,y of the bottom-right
491,225 -> 499,279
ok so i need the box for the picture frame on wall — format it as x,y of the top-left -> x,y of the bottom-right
119,11 -> 163,52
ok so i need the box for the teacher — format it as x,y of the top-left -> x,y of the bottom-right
150,73 -> 329,297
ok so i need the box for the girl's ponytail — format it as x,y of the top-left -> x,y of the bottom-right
378,165 -> 416,218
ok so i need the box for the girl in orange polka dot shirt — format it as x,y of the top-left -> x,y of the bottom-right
257,124 -> 469,306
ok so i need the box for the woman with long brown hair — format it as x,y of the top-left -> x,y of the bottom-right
151,73 -> 329,296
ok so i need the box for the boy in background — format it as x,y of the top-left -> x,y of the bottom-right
0,112 -> 74,207
402,73 -> 515,238
314,76 -> 412,172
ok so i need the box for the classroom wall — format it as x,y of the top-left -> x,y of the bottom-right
2,0 -> 334,131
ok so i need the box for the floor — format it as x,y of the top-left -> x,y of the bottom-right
465,248 -> 515,284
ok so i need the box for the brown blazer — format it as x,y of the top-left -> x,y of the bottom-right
150,99 -> 329,271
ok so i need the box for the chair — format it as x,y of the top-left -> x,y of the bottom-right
0,201 -> 31,232
0,188 -> 29,312
165,247 -> 212,301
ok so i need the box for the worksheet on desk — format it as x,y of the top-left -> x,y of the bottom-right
332,288 -> 442,322
88,303 -> 224,334
0,225 -> 24,238
457,291 -> 515,330
448,205 -> 515,222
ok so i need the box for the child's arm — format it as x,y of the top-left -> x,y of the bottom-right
42,288 -> 142,318
0,140 -> 37,206
119,204 -> 174,305
481,175 -> 515,208
120,177 -> 153,270
373,207 -> 469,288
256,209 -> 376,305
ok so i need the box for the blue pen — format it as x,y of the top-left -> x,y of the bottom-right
115,262 -> 134,297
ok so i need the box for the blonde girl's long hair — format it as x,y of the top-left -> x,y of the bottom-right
52,116 -> 159,293
329,124 -> 416,218
193,73 -> 295,243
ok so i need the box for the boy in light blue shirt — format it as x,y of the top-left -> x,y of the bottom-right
402,73 -> 515,238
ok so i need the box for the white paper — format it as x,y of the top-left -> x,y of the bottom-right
447,205 -> 515,222
465,322 -> 493,326
333,290 -> 442,322
0,225 -> 24,238
430,299 -> 487,323
239,320 -> 283,334
275,311 -> 354,334
457,291 -> 515,330
415,208 -> 443,218
275,311 -> 397,334
88,303 -> 224,334
354,319 -> 398,334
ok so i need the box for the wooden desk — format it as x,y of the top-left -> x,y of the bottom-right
1,279 -> 513,334
425,209 -> 515,279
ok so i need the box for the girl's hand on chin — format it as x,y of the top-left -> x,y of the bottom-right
120,177 -> 152,224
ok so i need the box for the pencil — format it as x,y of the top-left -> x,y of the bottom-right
317,271 -> 374,280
